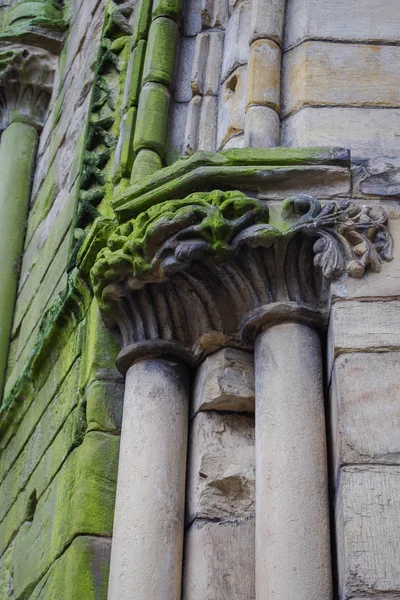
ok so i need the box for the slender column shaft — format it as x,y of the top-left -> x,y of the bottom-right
108,358 -> 190,600
254,322 -> 332,600
0,122 -> 38,395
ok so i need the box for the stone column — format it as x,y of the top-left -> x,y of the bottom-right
108,355 -> 190,600
0,122 -> 38,394
244,303 -> 332,600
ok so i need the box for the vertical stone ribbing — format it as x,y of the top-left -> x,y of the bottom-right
107,358 -> 189,600
254,320 -> 332,600
0,122 -> 38,395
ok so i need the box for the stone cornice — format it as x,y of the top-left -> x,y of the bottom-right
0,41 -> 56,130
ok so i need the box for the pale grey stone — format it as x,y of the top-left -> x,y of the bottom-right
336,466 -> 400,598
250,0 -> 285,45
186,411 -> 255,522
244,105 -> 279,148
331,353 -> 400,476
173,36 -> 196,103
166,100 -> 188,164
221,2 -> 251,82
329,300 -> 400,356
282,107 -> 400,160
217,65 -> 247,149
191,32 -> 224,96
285,0 -> 400,49
108,359 -> 189,600
255,323 -> 332,600
182,519 -> 255,600
192,347 -> 254,415
184,95 -> 202,155
198,95 -> 217,151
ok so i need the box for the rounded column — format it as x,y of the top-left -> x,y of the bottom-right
0,122 -> 38,394
108,354 -> 190,600
244,303 -> 332,600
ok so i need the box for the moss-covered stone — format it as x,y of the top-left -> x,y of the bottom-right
8,1 -> 63,26
142,17 -> 178,89
152,0 -> 181,21
122,40 -> 146,112
86,380 -> 124,433
113,107 -> 137,182
133,81 -> 170,157
29,536 -> 112,600
132,0 -> 153,47
11,431 -> 119,599
130,148 -> 163,183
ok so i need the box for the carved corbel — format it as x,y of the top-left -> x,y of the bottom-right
80,190 -> 393,369
0,42 -> 56,130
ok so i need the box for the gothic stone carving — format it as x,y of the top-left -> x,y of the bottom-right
0,42 -> 56,130
85,191 -> 392,359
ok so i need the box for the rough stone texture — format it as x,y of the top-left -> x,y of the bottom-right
247,39 -> 281,112
285,0 -> 400,49
244,105 -> 280,148
255,323 -> 332,600
108,359 -> 189,600
282,107 -> 400,160
331,353 -> 400,477
221,2 -> 251,82
217,65 -> 247,149
183,519 -> 255,600
336,466 -> 400,598
250,0 -> 285,45
282,42 -> 400,118
192,348 -> 255,415
186,411 -> 255,522
329,301 -> 400,357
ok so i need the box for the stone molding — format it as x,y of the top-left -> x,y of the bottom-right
0,42 -> 56,130
77,157 -> 393,367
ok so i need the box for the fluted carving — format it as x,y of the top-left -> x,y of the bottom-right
84,191 -> 392,357
0,43 -> 56,130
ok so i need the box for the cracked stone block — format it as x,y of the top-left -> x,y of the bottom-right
336,466 -> 400,598
187,411 -> 255,522
183,518 -> 255,600
192,347 -> 254,415
217,65 -> 247,149
221,1 -> 251,82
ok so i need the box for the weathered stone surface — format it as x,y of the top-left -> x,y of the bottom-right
282,107 -> 400,160
336,466 -> 400,598
187,412 -> 255,522
247,39 -> 281,112
134,82 -> 170,157
244,105 -> 280,148
183,0 -> 228,36
198,95 -> 217,151
191,31 -> 224,97
86,380 -> 124,433
183,518 -> 255,600
142,17 -> 179,88
173,36 -> 196,103
166,100 -> 188,162
285,0 -> 400,49
192,348 -> 254,415
282,42 -> 400,118
329,300 -> 400,356
331,353 -> 400,475
331,218 -> 400,300
217,65 -> 247,149
29,536 -> 111,600
250,0 -> 285,45
221,2 -> 251,82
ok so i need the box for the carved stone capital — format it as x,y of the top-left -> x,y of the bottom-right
79,189 -> 393,363
0,42 -> 56,130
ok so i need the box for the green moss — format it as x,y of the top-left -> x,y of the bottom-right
130,148 -> 162,183
133,82 -> 170,157
113,107 -> 137,183
86,380 -> 124,433
152,0 -> 181,21
122,39 -> 146,112
142,17 -> 178,89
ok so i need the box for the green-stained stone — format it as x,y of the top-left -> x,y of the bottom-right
0,123 -> 38,397
132,0 -> 152,47
130,148 -> 163,183
113,107 -> 137,183
152,0 -> 181,21
9,0 -> 62,25
142,17 -> 178,89
86,380 -> 124,433
133,82 -> 170,157
29,536 -> 111,600
122,40 -> 146,112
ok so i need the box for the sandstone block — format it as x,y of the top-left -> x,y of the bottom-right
173,36 -> 196,103
285,0 -> 400,49
191,31 -> 224,97
221,2 -> 251,82
282,42 -> 400,118
142,17 -> 179,89
217,65 -> 247,149
134,82 -> 170,157
186,412 -> 255,521
247,39 -> 281,112
183,0 -> 228,35
166,100 -> 188,163
329,300 -> 400,357
198,95 -> 218,151
192,347 -> 254,415
336,466 -> 400,598
244,105 -> 280,148
282,107 -> 400,160
122,40 -> 146,111
250,0 -> 285,45
331,353 -> 400,474
183,519 -> 255,600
